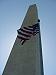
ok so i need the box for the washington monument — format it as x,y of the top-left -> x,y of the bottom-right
2,4 -> 44,75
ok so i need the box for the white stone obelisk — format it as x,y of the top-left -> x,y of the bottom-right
2,4 -> 44,75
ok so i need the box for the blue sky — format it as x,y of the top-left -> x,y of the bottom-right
0,0 -> 56,75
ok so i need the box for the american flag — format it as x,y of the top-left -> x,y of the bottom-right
17,23 -> 40,45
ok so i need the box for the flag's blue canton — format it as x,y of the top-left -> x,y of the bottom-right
17,23 -> 40,45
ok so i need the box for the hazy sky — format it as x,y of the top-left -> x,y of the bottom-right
0,0 -> 56,75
